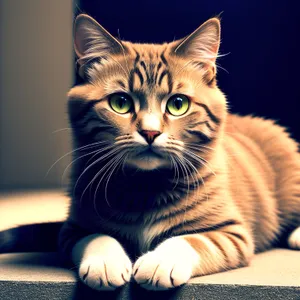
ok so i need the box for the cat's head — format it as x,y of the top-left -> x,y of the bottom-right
68,14 -> 227,173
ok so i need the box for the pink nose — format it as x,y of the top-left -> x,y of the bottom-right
139,130 -> 161,144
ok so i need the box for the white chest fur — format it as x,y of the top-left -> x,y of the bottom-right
117,220 -> 169,253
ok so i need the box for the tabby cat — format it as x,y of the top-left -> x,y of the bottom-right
59,14 -> 300,291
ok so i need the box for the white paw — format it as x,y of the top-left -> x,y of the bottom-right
72,234 -> 132,291
133,238 -> 198,290
79,252 -> 132,291
288,227 -> 300,250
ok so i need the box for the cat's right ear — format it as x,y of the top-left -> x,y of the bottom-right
74,14 -> 125,75
171,18 -> 220,63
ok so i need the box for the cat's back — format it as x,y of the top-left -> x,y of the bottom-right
222,114 -> 300,250
224,113 -> 299,192
224,114 -> 299,174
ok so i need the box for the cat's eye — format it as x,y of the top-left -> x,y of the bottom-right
109,93 -> 133,114
166,94 -> 190,116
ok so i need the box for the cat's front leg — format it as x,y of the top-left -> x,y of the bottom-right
133,225 -> 254,290
72,234 -> 132,291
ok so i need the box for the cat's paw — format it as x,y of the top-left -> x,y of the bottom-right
288,227 -> 300,249
133,238 -> 199,290
79,252 -> 132,291
73,234 -> 132,291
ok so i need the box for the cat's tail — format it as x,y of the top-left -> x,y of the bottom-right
0,222 -> 63,253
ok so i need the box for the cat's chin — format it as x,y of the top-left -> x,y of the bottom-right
126,155 -> 170,171
125,148 -> 171,171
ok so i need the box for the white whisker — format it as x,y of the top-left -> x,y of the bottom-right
104,152 -> 127,203
75,146 -> 121,202
52,128 -> 72,134
45,141 -> 108,177
184,148 -> 216,176
92,151 -> 124,209
61,148 -> 106,184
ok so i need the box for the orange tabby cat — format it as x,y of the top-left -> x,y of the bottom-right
59,14 -> 300,290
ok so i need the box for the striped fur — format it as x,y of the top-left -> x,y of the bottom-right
59,14 -> 300,290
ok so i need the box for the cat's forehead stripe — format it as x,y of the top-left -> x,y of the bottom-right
160,50 -> 168,66
127,49 -> 173,94
116,80 -> 126,89
154,62 -> 162,83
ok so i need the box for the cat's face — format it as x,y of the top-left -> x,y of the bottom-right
68,15 -> 227,172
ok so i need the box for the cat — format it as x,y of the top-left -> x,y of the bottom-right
2,13 -> 300,291
55,14 -> 300,291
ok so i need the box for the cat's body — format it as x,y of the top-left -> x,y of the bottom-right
62,113 -> 300,256
1,14 -> 300,291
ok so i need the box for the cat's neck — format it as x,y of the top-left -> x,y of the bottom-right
70,159 -> 198,213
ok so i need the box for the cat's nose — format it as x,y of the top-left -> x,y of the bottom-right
139,130 -> 161,144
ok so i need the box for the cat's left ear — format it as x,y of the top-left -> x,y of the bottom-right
172,18 -> 220,65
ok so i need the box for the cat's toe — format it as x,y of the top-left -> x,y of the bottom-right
133,251 -> 193,290
79,254 -> 132,291
287,227 -> 300,250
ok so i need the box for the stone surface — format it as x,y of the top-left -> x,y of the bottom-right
0,189 -> 69,231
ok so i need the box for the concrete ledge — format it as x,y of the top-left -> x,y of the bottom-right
0,190 -> 300,299
0,280 -> 299,300
0,250 -> 300,299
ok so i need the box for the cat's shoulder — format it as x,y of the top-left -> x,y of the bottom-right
226,113 -> 287,136
225,113 -> 298,153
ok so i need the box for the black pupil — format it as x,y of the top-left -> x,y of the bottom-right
118,96 -> 127,109
174,97 -> 183,110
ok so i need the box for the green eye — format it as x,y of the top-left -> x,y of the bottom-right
166,94 -> 190,116
109,93 -> 133,114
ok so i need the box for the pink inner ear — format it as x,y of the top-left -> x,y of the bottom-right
208,43 -> 219,62
188,20 -> 220,63
74,21 -> 91,57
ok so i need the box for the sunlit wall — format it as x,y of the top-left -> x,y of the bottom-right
0,0 -> 73,189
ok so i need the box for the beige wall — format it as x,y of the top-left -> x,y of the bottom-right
0,0 -> 73,188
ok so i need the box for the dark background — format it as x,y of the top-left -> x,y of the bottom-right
77,0 -> 300,141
